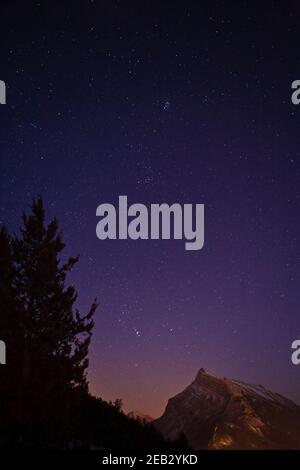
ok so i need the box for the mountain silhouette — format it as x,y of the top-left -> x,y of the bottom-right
127,411 -> 154,423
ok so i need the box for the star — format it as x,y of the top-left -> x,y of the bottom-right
162,100 -> 171,111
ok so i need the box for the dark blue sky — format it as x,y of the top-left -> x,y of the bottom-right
1,0 -> 300,416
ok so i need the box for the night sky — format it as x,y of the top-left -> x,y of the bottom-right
1,1 -> 300,417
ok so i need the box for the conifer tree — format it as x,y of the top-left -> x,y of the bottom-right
0,198 -> 97,446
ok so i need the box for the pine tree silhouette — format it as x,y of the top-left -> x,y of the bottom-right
0,198 -> 97,447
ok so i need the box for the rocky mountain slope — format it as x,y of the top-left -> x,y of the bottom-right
154,368 -> 300,450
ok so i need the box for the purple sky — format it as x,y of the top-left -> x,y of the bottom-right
1,1 -> 300,417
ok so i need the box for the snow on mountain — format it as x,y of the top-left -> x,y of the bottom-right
154,368 -> 300,450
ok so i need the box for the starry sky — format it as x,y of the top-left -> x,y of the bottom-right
1,1 -> 300,418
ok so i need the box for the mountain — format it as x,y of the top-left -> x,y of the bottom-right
154,368 -> 300,450
127,411 -> 154,423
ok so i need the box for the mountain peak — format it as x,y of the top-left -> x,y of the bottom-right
195,367 -> 221,380
154,369 -> 300,450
